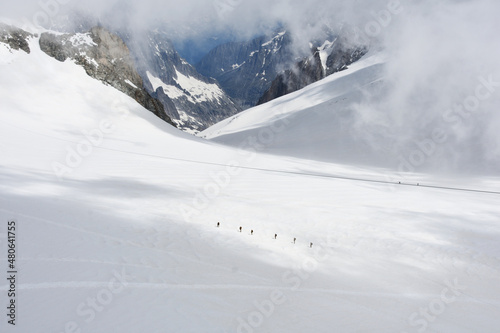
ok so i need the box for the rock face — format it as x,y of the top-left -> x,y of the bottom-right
39,27 -> 175,126
257,50 -> 324,105
126,31 -> 241,133
195,31 -> 295,109
0,23 -> 34,54
324,40 -> 368,76
257,37 -> 368,105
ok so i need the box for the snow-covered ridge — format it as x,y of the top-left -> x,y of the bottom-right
200,52 -> 388,163
147,68 -> 225,104
174,69 -> 225,103
206,52 -> 386,134
232,61 -> 245,70
124,79 -> 138,89
261,30 -> 287,47
318,38 -> 336,74
147,71 -> 185,99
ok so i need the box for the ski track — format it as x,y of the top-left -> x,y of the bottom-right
3,119 -> 500,196
0,281 -> 498,306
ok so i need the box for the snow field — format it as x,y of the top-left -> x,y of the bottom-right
0,33 -> 499,333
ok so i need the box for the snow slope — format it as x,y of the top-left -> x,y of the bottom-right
1,35 -> 500,333
200,53 -> 390,167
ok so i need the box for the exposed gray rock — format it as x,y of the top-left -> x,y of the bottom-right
257,37 -> 367,105
325,38 -> 367,76
39,27 -> 175,126
0,23 -> 35,54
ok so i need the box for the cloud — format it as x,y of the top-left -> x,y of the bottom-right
4,0 -> 396,61
5,0 -> 391,39
351,0 -> 500,174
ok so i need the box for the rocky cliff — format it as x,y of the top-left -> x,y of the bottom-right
257,36 -> 368,105
195,31 -> 295,109
39,27 -> 175,126
126,30 -> 241,133
0,23 -> 35,54
257,49 -> 324,105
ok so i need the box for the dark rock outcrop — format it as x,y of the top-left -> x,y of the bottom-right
258,50 -> 324,105
39,27 -> 175,126
0,23 -> 35,54
258,38 -> 368,105
325,42 -> 367,76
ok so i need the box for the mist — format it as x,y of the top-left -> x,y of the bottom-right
351,0 -> 500,175
4,0 -> 395,48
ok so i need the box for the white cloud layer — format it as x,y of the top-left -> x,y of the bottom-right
352,0 -> 500,174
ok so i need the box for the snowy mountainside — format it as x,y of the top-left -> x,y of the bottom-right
201,53 -> 388,166
1,25 -> 500,333
201,46 -> 500,175
127,30 -> 241,133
